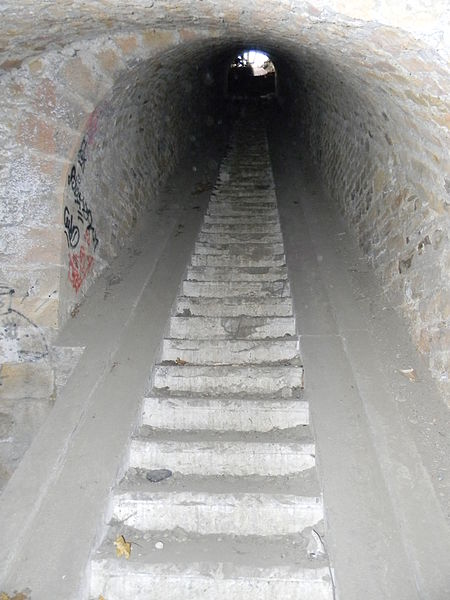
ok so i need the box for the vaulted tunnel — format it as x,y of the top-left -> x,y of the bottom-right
0,3 -> 449,597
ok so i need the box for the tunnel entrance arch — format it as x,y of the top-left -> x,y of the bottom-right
227,49 -> 276,98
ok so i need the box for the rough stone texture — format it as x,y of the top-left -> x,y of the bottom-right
0,0 -> 448,486
59,33 -> 226,318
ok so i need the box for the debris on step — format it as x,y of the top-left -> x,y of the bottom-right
146,468 -> 173,483
307,529 -> 326,559
398,367 -> 417,382
114,534 -> 131,559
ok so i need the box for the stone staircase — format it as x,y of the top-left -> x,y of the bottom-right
89,116 -> 334,599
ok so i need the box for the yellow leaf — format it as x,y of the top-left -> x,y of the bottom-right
99,596 -> 106,600
114,534 -> 131,559
175,357 -> 188,365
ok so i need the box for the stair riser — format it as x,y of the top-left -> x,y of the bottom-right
201,224 -> 281,234
152,366 -> 303,396
91,565 -> 332,600
175,297 -> 294,317
207,206 -> 277,216
168,316 -> 296,339
204,215 -> 279,225
129,441 -> 316,476
186,266 -> 288,282
194,241 -> 285,254
209,200 -> 277,208
142,397 -> 309,430
190,254 -> 286,267
216,184 -> 274,191
182,280 -> 291,298
161,338 -> 299,364
112,493 -> 323,535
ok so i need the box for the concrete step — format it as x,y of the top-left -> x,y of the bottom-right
197,232 -> 284,245
152,364 -> 303,396
161,337 -> 299,364
207,204 -> 277,215
181,279 -> 291,298
142,396 -> 309,430
175,296 -> 294,317
210,198 -> 277,207
201,222 -> 281,234
90,527 -> 333,600
129,426 -> 315,475
186,265 -> 288,282
168,315 -> 296,339
195,240 -> 284,254
204,214 -> 279,225
216,187 -> 273,195
112,473 -> 323,535
190,252 -> 286,267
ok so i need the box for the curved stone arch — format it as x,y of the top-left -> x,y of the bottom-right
0,9 -> 449,391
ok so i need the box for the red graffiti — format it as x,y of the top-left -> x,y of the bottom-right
68,245 -> 94,293
86,107 -> 100,145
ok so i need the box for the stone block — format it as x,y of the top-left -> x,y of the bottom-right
0,362 -> 54,400
17,115 -> 56,155
60,57 -> 106,105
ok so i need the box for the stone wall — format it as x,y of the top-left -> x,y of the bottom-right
59,36 -> 227,320
282,32 -> 449,400
0,29 -> 227,488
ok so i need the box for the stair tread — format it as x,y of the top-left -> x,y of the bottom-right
118,468 -> 321,496
161,337 -> 299,364
92,525 -> 330,571
134,425 -> 313,444
186,265 -> 288,282
181,281 -> 292,298
168,315 -> 296,338
142,395 -> 309,430
175,296 -> 294,317
195,240 -> 284,251
144,394 -> 308,406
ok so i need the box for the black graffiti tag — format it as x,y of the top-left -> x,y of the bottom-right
64,206 -> 80,248
77,136 -> 88,172
67,165 -> 99,250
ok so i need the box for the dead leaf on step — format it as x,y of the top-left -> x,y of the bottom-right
99,596 -> 106,600
114,534 -> 131,559
398,368 -> 417,382
175,357 -> 188,365
1,592 -> 30,600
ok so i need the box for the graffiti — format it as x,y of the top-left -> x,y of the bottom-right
65,129 -> 100,293
86,106 -> 101,145
67,163 -> 99,250
64,206 -> 80,249
0,286 -> 48,363
68,246 -> 94,293
77,136 -> 88,172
